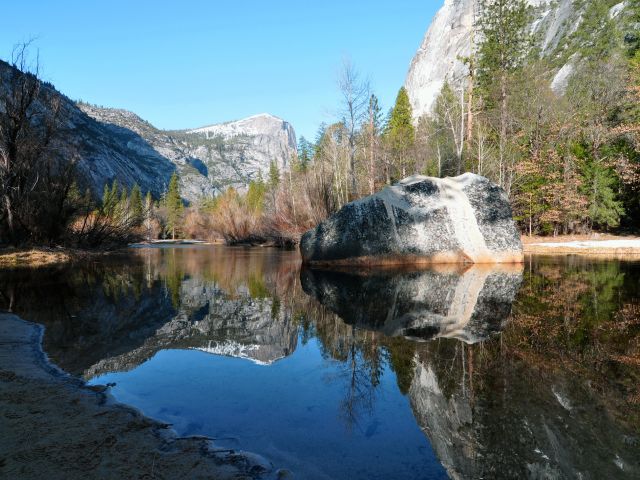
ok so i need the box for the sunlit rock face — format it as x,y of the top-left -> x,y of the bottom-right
0,60 -> 296,203
404,0 -> 475,119
405,0 -> 592,118
300,173 -> 523,266
301,264 -> 522,343
79,106 -> 297,201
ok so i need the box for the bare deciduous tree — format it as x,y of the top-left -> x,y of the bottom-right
0,43 -> 78,246
337,59 -> 369,199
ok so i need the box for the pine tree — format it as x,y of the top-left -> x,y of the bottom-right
590,167 -> 625,230
246,176 -> 267,213
102,180 -> 119,215
165,172 -> 183,240
476,0 -> 531,193
119,186 -> 128,210
130,183 -> 143,224
297,137 -> 312,171
110,180 -> 120,205
102,183 -> 113,211
144,191 -> 154,241
581,157 -> 625,230
268,160 -> 280,189
386,87 -> 415,179
367,94 -> 383,194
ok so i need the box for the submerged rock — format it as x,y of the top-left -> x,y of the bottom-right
300,173 -> 523,266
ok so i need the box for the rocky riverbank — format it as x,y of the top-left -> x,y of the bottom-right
0,313 -> 280,479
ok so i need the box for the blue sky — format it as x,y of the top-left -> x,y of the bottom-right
0,1 -> 440,141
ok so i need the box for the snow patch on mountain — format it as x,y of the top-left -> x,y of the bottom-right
194,340 -> 285,365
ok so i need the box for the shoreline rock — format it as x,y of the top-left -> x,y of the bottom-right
301,173 -> 523,266
0,312 -> 278,479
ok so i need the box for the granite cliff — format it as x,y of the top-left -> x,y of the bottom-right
0,59 -> 296,203
405,0 -> 631,118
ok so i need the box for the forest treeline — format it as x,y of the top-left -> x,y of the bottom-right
1,1 -> 639,248
175,0 -> 640,243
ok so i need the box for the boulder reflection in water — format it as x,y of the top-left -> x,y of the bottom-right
301,264 -> 523,344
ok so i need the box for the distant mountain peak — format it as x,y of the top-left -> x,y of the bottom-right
78,104 -> 297,200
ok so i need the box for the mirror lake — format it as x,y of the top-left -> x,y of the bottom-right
1,246 -> 639,479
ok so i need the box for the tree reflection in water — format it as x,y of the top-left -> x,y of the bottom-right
1,248 -> 638,479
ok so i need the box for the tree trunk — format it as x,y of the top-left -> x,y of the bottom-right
349,144 -> 357,199
369,113 -> 375,195
499,71 -> 507,190
288,166 -> 297,230
458,87 -> 465,174
529,193 -> 532,237
3,194 -> 15,244
466,67 -> 474,144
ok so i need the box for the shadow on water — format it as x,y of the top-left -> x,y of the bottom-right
0,247 -> 639,479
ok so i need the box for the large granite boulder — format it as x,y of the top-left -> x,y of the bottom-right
300,173 -> 523,265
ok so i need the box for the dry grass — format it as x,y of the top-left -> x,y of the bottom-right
0,248 -> 102,269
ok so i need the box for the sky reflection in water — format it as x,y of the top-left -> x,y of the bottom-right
1,246 -> 639,479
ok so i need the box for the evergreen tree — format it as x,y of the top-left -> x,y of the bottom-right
102,180 -> 119,215
144,191 -> 154,241
102,183 -> 113,210
368,94 -> 383,134
386,87 -> 415,179
366,93 -> 383,193
119,186 -> 128,210
110,180 -> 120,205
165,172 -> 183,240
297,137 -> 313,171
590,166 -> 625,230
476,0 -> 531,95
268,160 -> 280,189
246,176 -> 267,213
130,183 -> 143,224
314,123 -> 327,157
581,157 -> 625,230
476,0 -> 531,192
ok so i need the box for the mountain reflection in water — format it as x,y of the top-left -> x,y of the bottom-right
0,247 -> 638,479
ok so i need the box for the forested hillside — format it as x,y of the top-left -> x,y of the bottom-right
192,0 -> 640,243
2,1 -> 639,247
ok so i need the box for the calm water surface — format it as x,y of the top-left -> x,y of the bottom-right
1,246 -> 639,479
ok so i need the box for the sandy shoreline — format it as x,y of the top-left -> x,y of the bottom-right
522,236 -> 640,257
0,313 -> 281,479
